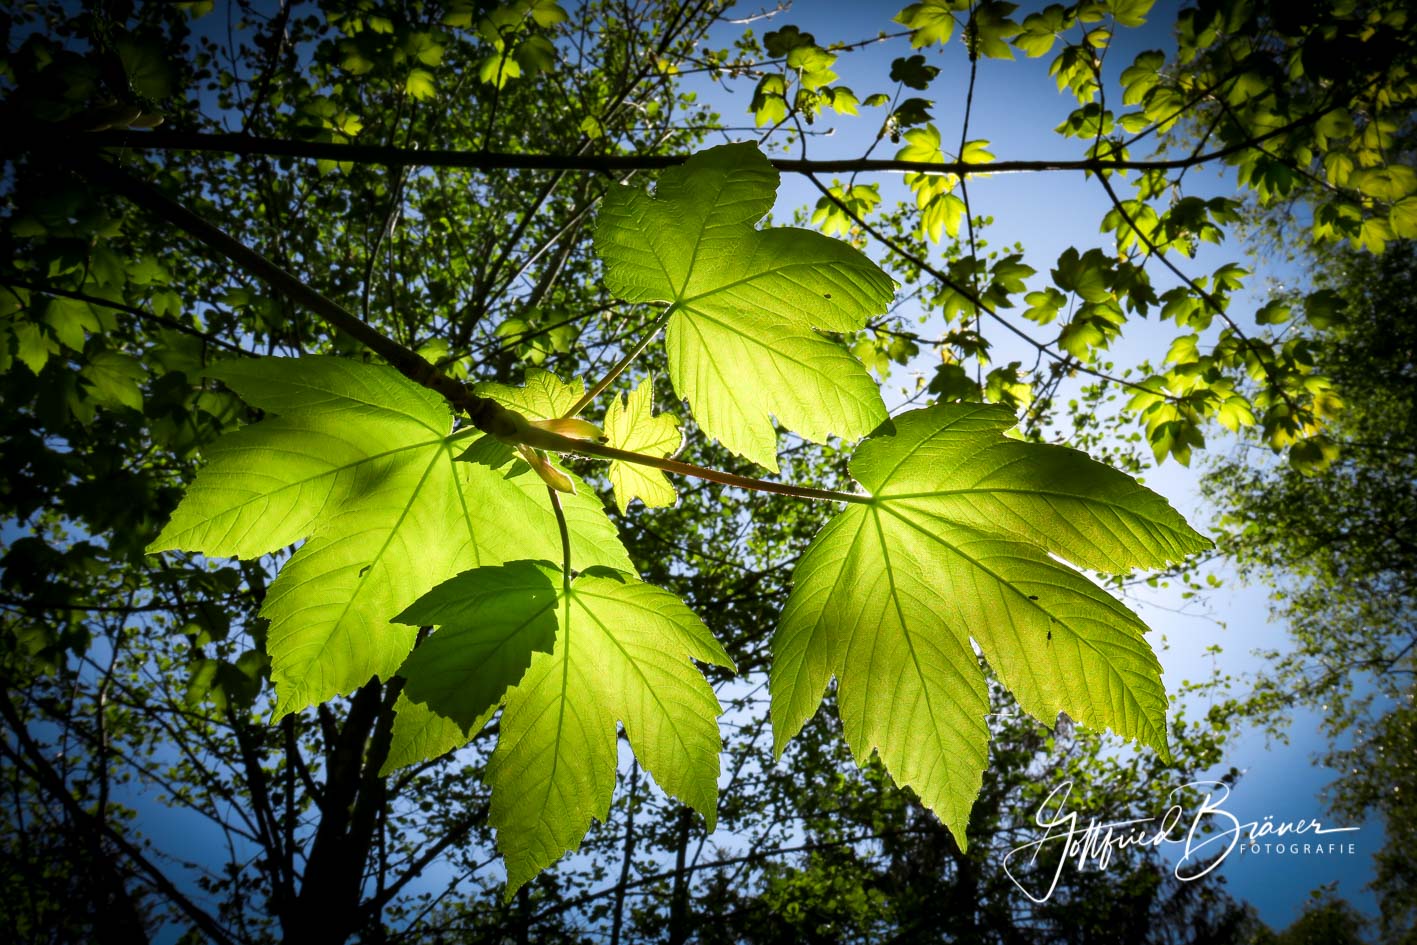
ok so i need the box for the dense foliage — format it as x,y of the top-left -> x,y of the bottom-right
1203,241 -> 1417,944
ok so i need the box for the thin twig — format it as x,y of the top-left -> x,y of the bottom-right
564,304 -> 675,417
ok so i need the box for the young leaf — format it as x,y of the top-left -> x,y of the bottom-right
770,404 -> 1209,843
401,563 -> 734,896
604,376 -> 682,511
595,142 -> 894,471
475,367 -> 584,419
148,357 -> 630,716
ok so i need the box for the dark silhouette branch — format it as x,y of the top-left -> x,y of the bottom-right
74,110 -> 1337,177
0,685 -> 242,945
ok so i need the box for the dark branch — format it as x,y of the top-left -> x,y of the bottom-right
74,120 -> 1336,177
57,150 -> 872,507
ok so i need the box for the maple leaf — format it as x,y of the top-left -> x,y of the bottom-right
595,141 -> 894,471
770,403 -> 1210,842
148,357 -> 630,715
604,376 -> 682,510
393,561 -> 734,896
475,367 -> 584,419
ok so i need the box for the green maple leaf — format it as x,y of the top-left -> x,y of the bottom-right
595,142 -> 895,472
475,367 -> 583,419
395,561 -> 733,896
604,376 -> 681,511
770,404 -> 1209,842
895,0 -> 957,48
395,559 -> 559,729
381,693 -> 493,773
148,357 -> 630,716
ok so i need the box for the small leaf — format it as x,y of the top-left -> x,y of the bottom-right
513,34 -> 556,74
476,368 -> 584,420
604,376 -> 682,511
477,53 -> 521,87
12,322 -> 57,375
527,0 -> 568,28
895,0 -> 956,48
890,54 -> 940,90
404,68 -> 436,100
115,33 -> 176,99
750,75 -> 788,127
763,26 -> 816,57
43,297 -> 102,352
828,86 -> 860,115
892,97 -> 934,128
1390,196 -> 1417,239
82,351 -> 145,410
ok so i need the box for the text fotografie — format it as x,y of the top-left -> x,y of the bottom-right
1002,779 -> 1359,903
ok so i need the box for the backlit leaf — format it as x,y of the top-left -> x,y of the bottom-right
401,562 -> 734,896
148,357 -> 629,716
595,142 -> 894,471
476,368 -> 584,420
604,376 -> 681,511
771,404 -> 1208,842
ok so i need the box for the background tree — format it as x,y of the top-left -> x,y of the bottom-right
1200,240 -> 1417,945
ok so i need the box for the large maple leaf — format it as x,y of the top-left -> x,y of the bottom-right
149,357 -> 630,715
392,561 -> 733,896
770,403 -> 1210,841
595,141 -> 895,471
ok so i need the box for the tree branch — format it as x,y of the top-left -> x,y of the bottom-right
51,150 -> 876,506
71,116 -> 1337,177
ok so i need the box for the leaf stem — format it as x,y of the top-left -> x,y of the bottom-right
547,486 -> 573,582
518,426 -> 872,505
563,304 -> 676,418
